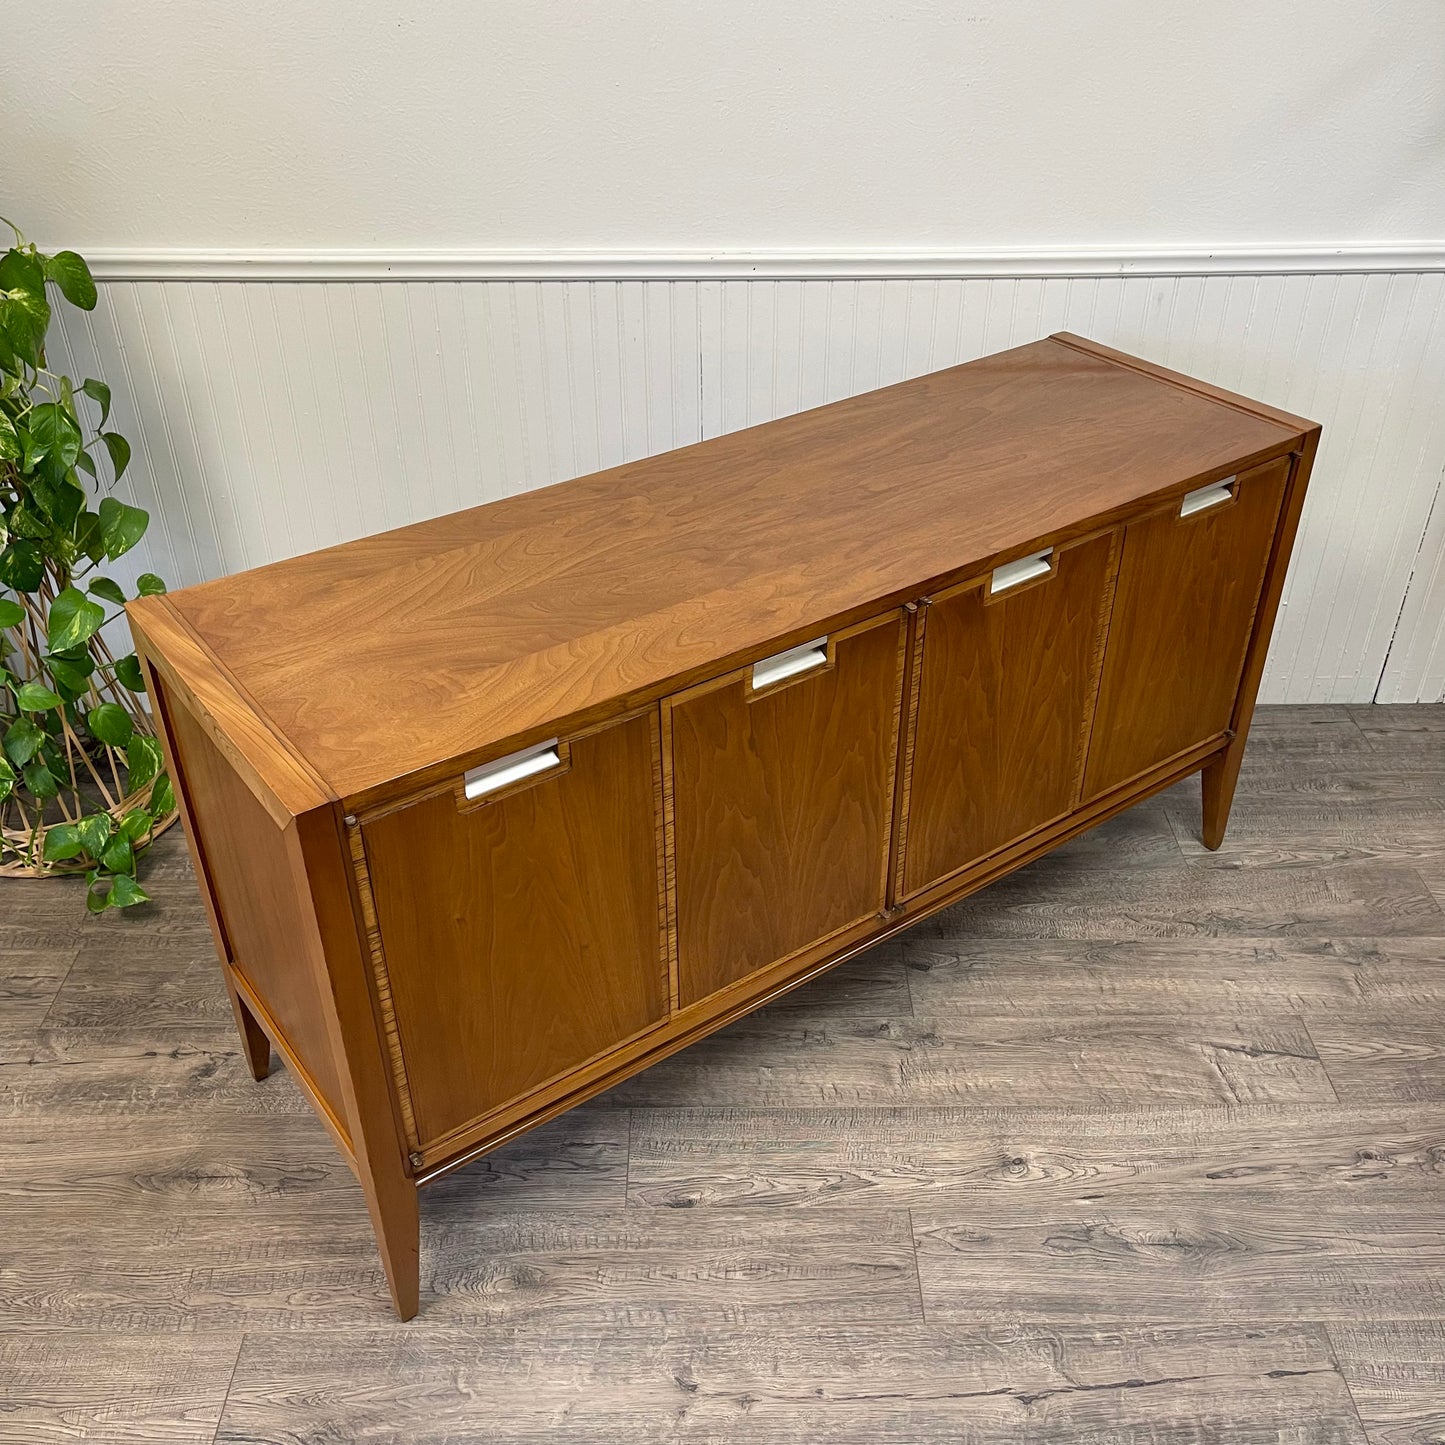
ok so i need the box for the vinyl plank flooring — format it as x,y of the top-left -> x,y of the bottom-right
0,703 -> 1440,1439
1350,704 -> 1445,764
7,855 -> 197,932
902,938 -> 1445,1018
1311,1014 -> 1445,1103
750,949 -> 913,1018
1167,795 -> 1445,871
1242,704 -> 1375,757
1028,796 -> 1187,871
919,860 -> 1443,940
911,1198 -> 1445,1324
0,1332 -> 241,1444
0,1208 -> 920,1332
601,1013 -> 1336,1108
0,1107 -> 627,1212
41,928 -> 230,1029
0,1028 -> 315,1117
0,1115 -> 355,1210
216,1322 -> 1364,1444
1329,1320 -> 1445,1445
1231,760 -> 1445,797
625,1104 -> 1445,1209
0,947 -> 77,1025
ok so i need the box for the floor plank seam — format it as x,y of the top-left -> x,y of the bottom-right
209,1331 -> 246,1445
1320,1321 -> 1377,1445
34,946 -> 81,1030
623,1105 -> 634,1207
906,1206 -> 929,1323
1298,1014 -> 1346,1105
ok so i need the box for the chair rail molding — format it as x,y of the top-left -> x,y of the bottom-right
48,244 -> 1445,704
75,242 -> 1445,283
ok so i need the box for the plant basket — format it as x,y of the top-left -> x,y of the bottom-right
0,580 -> 177,882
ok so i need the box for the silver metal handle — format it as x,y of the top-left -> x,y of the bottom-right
1180,476 -> 1236,517
989,548 -> 1053,595
751,638 -> 828,690
463,738 -> 561,801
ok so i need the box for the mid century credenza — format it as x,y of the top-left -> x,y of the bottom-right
129,333 -> 1320,1318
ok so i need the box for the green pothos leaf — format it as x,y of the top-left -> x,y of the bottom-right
87,702 -> 134,748
15,680 -> 62,712
149,772 -> 175,817
75,812 -> 113,858
42,822 -> 84,862
124,732 -> 161,787
114,653 -> 146,692
46,586 -> 104,652
44,250 -> 97,311
98,495 -> 145,556
108,873 -> 150,907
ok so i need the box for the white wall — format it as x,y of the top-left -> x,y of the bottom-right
4,3 -> 1444,701
4,1 -> 1442,252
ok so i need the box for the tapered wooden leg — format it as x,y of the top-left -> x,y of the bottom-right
294,804 -> 425,1320
361,1169 -> 421,1320
224,976 -> 272,1080
1200,741 -> 1244,851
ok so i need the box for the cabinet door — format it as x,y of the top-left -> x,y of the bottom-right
669,613 -> 906,1007
1083,455 -> 1291,799
900,530 -> 1118,897
359,712 -> 669,1149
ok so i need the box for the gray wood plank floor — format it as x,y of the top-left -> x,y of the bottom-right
1,703 -> 1442,1443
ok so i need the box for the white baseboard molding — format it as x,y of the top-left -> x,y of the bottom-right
77,243 -> 1445,283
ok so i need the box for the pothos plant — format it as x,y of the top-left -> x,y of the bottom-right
0,218 -> 177,909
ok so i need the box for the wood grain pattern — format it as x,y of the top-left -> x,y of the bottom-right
671,615 -> 905,1005
626,1103 -> 1445,1210
1,705 -> 1442,1439
1310,1014 -> 1445,1103
920,856 -> 1444,939
158,682 -> 348,1122
212,1323 -> 1364,1444
1084,456 -> 1292,799
602,1012 -> 1337,1109
911,1196 -> 1445,1323
1328,1320 -> 1445,1445
0,947 -> 76,1025
0,1332 -> 242,1444
1203,430 -> 1318,849
0,1025 -> 310,1118
128,600 -> 332,823
904,937 -> 1445,1017
0,1204 -> 921,1331
360,711 -> 669,1147
345,821 -> 419,1152
123,337 -> 1320,1321
158,335 -> 1306,805
902,530 -> 1118,895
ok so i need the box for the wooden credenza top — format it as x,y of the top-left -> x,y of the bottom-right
135,333 -> 1313,807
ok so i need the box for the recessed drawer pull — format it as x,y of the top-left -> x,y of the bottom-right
463,739 -> 561,801
989,548 -> 1053,595
751,638 -> 828,690
1180,476 -> 1236,517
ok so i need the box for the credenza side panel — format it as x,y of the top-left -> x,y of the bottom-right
670,612 -> 907,1007
1083,455 -> 1292,799
359,710 -> 669,1149
900,529 -> 1119,898
155,676 -> 351,1129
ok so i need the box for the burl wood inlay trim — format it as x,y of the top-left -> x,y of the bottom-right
345,820 -> 421,1155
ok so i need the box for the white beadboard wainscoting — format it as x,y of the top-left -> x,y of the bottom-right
51,262 -> 1445,703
